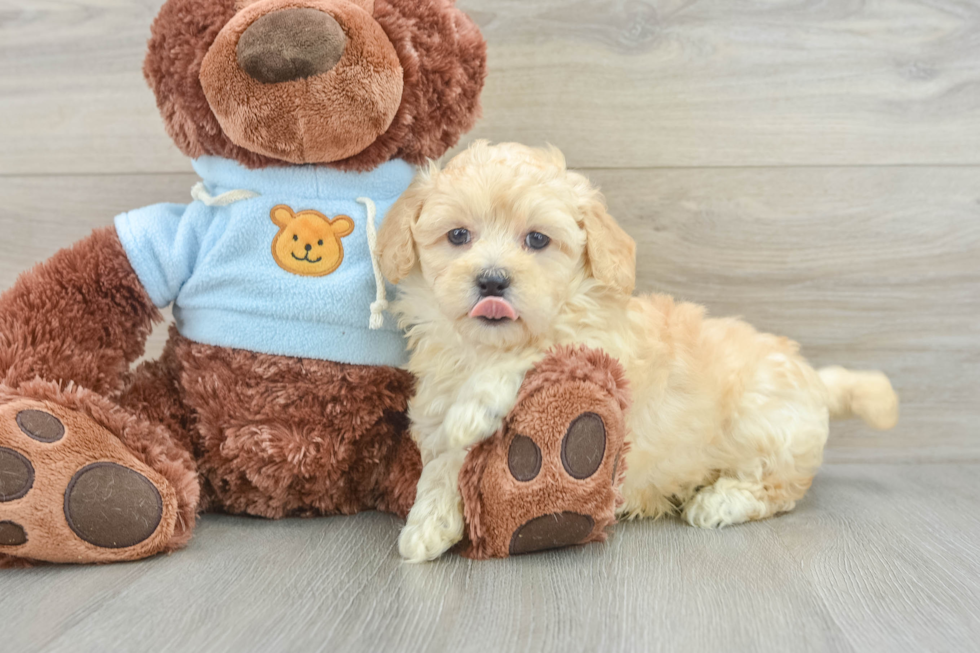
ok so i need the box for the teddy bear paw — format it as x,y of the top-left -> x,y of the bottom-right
0,394 -> 178,564
457,346 -> 631,559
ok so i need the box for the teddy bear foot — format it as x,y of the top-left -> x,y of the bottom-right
458,346 -> 631,559
0,390 -> 179,564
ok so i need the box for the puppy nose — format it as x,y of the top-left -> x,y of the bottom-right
237,8 -> 347,84
477,272 -> 511,297
305,244 -> 313,252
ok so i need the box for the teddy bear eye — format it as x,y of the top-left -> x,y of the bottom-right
318,240 -> 323,246
447,228 -> 471,246
293,235 -> 298,241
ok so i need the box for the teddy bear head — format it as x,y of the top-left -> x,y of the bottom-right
144,0 -> 487,171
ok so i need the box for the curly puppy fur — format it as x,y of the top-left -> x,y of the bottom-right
145,0 -> 486,170
378,141 -> 900,561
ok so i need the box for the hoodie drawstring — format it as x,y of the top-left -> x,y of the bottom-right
191,182 -> 260,206
358,196 -> 388,330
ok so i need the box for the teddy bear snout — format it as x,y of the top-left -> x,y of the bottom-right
237,7 -> 346,84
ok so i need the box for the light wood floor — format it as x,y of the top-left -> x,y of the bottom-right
1,1 -> 978,651
3,465 -> 980,653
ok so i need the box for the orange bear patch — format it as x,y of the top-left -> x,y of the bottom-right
270,205 -> 354,277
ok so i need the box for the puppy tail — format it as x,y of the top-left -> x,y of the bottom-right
818,366 -> 899,430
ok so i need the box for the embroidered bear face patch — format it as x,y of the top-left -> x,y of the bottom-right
270,205 -> 354,277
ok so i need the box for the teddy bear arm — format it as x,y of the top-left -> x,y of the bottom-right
457,346 -> 632,559
0,227 -> 160,395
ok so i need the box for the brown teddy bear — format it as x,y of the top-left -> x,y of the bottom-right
0,0 -> 629,565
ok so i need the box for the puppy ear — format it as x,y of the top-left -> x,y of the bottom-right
574,175 -> 636,296
377,165 -> 437,283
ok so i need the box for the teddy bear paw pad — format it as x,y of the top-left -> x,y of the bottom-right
0,446 -> 35,502
560,412 -> 606,479
64,463 -> 164,549
0,520 -> 28,546
16,409 -> 66,443
0,399 -> 177,563
509,511 -> 595,555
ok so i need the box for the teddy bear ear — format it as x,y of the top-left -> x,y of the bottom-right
271,205 -> 295,228
330,215 -> 355,238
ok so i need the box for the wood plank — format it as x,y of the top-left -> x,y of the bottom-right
0,173 -> 195,359
0,167 -> 976,461
0,465 -> 977,653
0,0 -> 183,175
592,165 -> 980,462
2,0 -> 980,174
457,0 -> 980,168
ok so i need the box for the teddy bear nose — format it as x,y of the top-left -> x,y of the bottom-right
237,8 -> 347,84
305,244 -> 313,252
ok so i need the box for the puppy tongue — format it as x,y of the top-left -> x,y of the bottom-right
470,297 -> 518,320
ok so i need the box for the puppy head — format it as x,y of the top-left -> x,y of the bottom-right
377,141 -> 636,348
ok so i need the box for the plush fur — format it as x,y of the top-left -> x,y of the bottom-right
377,141 -> 901,561
0,380 -> 198,567
0,230 -> 423,565
171,329 -> 421,518
0,228 -> 161,395
0,0 -> 488,565
146,0 -> 486,170
458,345 -> 630,559
200,0 -> 405,164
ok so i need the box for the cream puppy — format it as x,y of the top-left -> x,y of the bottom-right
377,141 -> 899,563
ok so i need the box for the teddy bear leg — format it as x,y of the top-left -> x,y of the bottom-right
170,335 -> 419,520
457,346 -> 632,559
372,416 -> 423,519
113,333 -> 204,522
114,328 -> 207,505
0,379 -> 199,566
0,231 -> 198,565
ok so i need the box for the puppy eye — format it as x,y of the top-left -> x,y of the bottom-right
447,228 -> 471,246
318,240 -> 323,246
525,232 -> 551,251
293,235 -> 298,242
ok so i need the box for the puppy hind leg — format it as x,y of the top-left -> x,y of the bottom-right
682,477 -> 795,529
684,363 -> 828,529
682,447 -> 815,528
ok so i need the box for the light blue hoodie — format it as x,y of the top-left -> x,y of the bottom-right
114,156 -> 415,367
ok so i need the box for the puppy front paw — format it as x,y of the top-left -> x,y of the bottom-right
443,401 -> 503,450
398,501 -> 465,563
